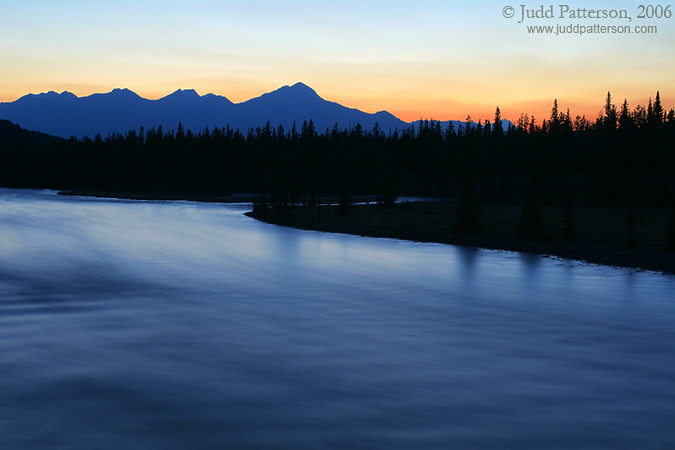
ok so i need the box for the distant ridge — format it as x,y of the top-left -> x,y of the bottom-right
0,119 -> 63,149
0,83 -> 473,139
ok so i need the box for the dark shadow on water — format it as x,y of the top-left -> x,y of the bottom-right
457,246 -> 480,282
519,252 -> 543,288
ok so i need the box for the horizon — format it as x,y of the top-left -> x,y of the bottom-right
2,82 -> 672,126
1,1 -> 674,123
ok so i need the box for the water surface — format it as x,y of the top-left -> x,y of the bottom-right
1,189 -> 674,449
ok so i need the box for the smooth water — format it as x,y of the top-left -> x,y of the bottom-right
1,189 -> 674,449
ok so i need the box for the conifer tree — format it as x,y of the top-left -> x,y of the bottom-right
445,121 -> 455,139
463,115 -> 473,135
619,99 -> 632,129
652,91 -> 664,125
528,115 -> 537,134
176,121 -> 185,142
516,113 -> 529,131
603,91 -> 617,129
493,106 -> 504,137
549,99 -> 560,133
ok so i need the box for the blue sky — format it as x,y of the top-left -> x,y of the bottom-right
1,0 -> 673,121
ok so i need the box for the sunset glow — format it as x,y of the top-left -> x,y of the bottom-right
1,0 -> 673,123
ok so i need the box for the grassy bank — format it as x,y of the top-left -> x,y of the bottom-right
247,201 -> 675,275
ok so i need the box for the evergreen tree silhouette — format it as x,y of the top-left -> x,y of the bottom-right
1,90 -> 672,218
176,121 -> 185,142
603,91 -> 617,129
483,119 -> 491,137
549,99 -> 560,134
561,109 -> 573,135
463,115 -> 472,135
651,91 -> 664,126
619,99 -> 632,130
475,120 -> 483,135
444,121 -> 455,139
493,106 -> 504,137
528,115 -> 537,133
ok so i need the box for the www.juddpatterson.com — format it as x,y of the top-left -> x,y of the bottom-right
526,23 -> 659,35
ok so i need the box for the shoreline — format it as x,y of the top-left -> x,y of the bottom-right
55,191 -> 674,275
246,203 -> 675,276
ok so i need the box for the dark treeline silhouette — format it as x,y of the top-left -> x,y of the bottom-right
1,92 -> 673,208
0,119 -> 64,150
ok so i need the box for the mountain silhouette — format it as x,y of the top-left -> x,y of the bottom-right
0,119 -> 64,149
0,83 -> 473,138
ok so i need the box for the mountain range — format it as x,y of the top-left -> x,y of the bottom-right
0,83 -> 471,139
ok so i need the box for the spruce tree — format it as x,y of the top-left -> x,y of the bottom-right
493,106 -> 504,137
463,115 -> 473,135
652,91 -> 664,126
549,99 -> 560,133
619,99 -> 632,130
604,91 -> 617,129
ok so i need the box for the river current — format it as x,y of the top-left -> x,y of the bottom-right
1,189 -> 673,449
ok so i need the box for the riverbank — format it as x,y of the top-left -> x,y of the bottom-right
247,201 -> 675,275
56,191 -> 675,275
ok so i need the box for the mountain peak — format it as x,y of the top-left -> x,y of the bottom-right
260,82 -> 321,102
290,82 -> 313,90
59,91 -> 77,100
288,82 -> 319,96
14,90 -> 77,103
202,92 -> 233,105
109,88 -> 141,99
164,89 -> 200,99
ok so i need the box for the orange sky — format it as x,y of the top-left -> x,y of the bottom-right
1,0 -> 673,124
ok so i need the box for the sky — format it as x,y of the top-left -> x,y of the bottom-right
1,0 -> 673,123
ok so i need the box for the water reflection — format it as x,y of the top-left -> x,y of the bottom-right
457,245 -> 480,283
1,189 -> 674,450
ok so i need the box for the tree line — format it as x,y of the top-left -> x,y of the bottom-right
1,91 -> 673,208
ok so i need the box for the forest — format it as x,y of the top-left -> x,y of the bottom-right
1,92 -> 673,210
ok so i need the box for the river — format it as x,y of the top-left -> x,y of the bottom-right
1,189 -> 673,449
